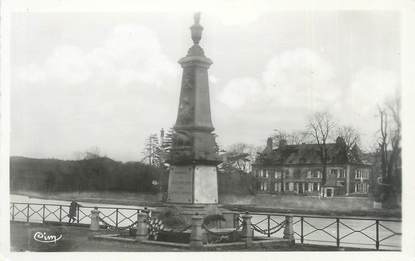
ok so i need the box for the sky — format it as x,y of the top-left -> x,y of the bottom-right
10,11 -> 400,162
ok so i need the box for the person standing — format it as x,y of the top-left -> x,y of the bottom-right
68,200 -> 81,223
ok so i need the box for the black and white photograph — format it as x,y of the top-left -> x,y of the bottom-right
1,0 -> 414,258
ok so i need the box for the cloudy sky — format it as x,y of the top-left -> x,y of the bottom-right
10,11 -> 400,162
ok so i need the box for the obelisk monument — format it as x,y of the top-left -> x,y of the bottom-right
167,13 -> 221,204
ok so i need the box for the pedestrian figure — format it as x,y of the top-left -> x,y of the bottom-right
68,200 -> 81,223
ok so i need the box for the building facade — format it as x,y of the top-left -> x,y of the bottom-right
252,138 -> 371,197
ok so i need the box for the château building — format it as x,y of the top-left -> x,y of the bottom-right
252,137 -> 372,197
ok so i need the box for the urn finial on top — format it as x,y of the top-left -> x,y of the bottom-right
191,12 -> 203,45
194,12 -> 201,24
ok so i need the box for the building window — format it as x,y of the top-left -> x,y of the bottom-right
285,169 -> 293,179
274,182 -> 281,192
337,169 -> 345,178
288,182 -> 294,191
355,169 -> 369,180
307,170 -> 312,178
354,183 -> 369,193
275,171 -> 282,179
308,182 -> 314,192
330,169 -> 338,175
260,182 -> 268,191
313,183 -> 319,191
312,170 -> 322,178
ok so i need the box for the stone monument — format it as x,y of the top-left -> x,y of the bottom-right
167,13 -> 221,205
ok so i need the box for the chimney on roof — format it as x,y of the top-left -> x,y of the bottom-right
263,137 -> 273,154
266,137 -> 273,151
336,136 -> 346,145
279,139 -> 287,148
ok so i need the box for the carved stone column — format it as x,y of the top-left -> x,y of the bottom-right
283,215 -> 295,244
136,212 -> 148,241
190,213 -> 204,250
242,212 -> 253,248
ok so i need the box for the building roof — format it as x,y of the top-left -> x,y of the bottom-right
255,138 -> 367,167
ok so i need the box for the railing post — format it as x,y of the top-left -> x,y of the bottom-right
190,213 -> 204,250
12,203 -> 15,221
90,207 -> 100,231
59,205 -> 62,223
300,217 -> 304,244
283,215 -> 295,245
267,215 -> 271,237
26,203 -> 30,223
136,212 -> 148,241
115,208 -> 119,228
42,204 -> 46,223
233,213 -> 238,228
376,220 -> 380,250
77,206 -> 80,224
242,212 -> 253,248
336,218 -> 340,248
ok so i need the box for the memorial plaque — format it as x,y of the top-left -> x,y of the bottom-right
193,166 -> 218,204
167,166 -> 193,203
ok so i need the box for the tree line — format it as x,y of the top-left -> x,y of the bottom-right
10,155 -> 167,194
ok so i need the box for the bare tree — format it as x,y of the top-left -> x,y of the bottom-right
337,126 -> 361,160
83,146 -> 102,160
272,129 -> 309,146
221,143 -> 261,174
307,111 -> 336,185
142,134 -> 162,167
377,97 -> 401,205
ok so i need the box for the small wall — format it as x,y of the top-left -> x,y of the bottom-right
220,194 -> 373,212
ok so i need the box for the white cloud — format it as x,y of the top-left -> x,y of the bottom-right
218,78 -> 261,109
16,24 -> 176,90
219,48 -> 338,111
216,49 -> 400,150
12,24 -> 179,161
263,48 -> 337,109
347,67 -> 399,114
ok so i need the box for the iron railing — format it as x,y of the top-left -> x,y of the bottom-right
228,211 -> 401,250
10,202 -> 401,250
10,202 -> 147,228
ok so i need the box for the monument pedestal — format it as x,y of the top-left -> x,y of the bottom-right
157,202 -> 236,229
167,165 -> 218,204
